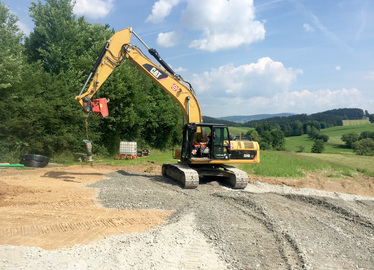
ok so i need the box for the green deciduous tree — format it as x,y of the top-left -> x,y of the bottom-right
359,131 -> 374,141
311,139 -> 325,153
369,114 -> 374,123
25,0 -> 113,74
290,120 -> 303,136
341,132 -> 359,148
259,130 -> 272,150
0,2 -> 24,90
270,129 -> 285,150
245,130 -> 260,142
353,138 -> 374,156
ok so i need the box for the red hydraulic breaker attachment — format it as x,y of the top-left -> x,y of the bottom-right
91,98 -> 109,117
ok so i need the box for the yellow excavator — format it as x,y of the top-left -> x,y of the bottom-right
75,27 -> 260,189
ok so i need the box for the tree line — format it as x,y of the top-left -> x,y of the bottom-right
341,131 -> 374,156
243,108 -> 367,136
0,0 -> 183,162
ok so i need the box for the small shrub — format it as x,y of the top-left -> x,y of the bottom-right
311,139 -> 325,153
297,145 -> 305,152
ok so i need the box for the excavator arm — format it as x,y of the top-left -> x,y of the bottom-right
75,27 -> 202,124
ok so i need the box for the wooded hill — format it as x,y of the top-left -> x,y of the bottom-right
217,113 -> 294,123
242,108 -> 369,137
206,108 -> 370,135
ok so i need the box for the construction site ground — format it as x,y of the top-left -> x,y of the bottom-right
0,163 -> 373,269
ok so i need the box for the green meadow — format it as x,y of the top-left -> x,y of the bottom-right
238,121 -> 374,177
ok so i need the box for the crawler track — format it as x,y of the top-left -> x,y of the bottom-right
161,163 -> 249,189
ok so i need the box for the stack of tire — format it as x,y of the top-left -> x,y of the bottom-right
20,154 -> 49,168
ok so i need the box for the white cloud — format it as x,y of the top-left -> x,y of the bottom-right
152,0 -> 265,51
189,58 -> 374,116
268,88 -> 374,115
201,87 -> 374,117
146,0 -> 181,23
303,23 -> 314,33
156,31 -> 180,47
73,0 -> 114,19
191,57 -> 302,98
335,65 -> 341,71
175,67 -> 187,73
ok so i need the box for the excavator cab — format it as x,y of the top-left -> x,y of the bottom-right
181,123 -> 231,163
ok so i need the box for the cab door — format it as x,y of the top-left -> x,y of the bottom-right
212,127 -> 231,160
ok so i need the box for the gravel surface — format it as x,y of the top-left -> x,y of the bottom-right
1,169 -> 374,270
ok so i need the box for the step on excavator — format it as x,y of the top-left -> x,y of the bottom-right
75,27 -> 260,189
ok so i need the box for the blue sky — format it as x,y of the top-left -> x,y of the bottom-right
4,0 -> 374,117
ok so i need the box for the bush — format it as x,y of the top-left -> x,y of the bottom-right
353,138 -> 374,156
359,131 -> 374,141
341,132 -> 359,148
311,139 -> 325,153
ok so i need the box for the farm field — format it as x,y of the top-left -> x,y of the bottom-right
227,126 -> 254,136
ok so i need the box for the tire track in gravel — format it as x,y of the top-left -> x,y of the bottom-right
213,193 -> 310,269
92,170 -> 374,270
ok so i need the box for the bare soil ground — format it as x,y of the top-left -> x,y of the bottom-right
0,163 -> 373,269
0,164 -> 170,250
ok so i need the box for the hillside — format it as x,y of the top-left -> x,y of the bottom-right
285,122 -> 374,154
217,113 -> 294,123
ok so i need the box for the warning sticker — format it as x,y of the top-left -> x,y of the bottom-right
171,84 -> 179,91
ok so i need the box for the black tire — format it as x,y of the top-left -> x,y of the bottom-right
21,159 -> 49,168
20,154 -> 49,167
22,154 -> 49,162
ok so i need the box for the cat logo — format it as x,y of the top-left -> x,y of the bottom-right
151,67 -> 162,79
143,64 -> 168,81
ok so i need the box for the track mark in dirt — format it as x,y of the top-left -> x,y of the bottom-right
0,216 -> 160,238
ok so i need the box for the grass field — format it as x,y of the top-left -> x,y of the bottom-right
285,123 -> 374,154
240,150 -> 374,178
240,151 -> 331,177
228,126 -> 254,136
342,119 -> 370,125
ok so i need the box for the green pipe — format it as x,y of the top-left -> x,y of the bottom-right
0,164 -> 24,167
